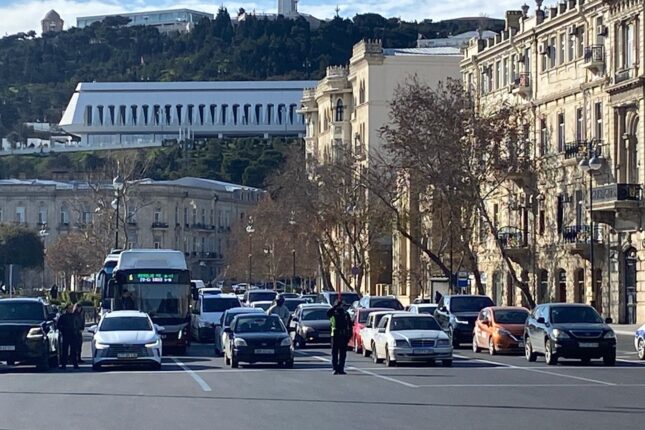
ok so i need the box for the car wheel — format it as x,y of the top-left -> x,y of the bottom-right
372,343 -> 382,364
637,338 -> 645,360
6,359 -> 14,366
48,351 -> 59,369
472,334 -> 481,353
231,354 -> 239,368
295,335 -> 306,349
36,352 -> 50,372
442,359 -> 453,367
385,348 -> 395,367
152,362 -> 162,371
285,359 -> 294,369
603,351 -> 616,366
488,337 -> 496,356
362,345 -> 371,357
525,337 -> 536,362
544,340 -> 557,365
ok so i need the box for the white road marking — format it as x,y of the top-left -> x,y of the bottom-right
172,357 -> 212,392
308,354 -> 419,388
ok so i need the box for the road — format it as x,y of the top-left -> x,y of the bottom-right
0,333 -> 643,430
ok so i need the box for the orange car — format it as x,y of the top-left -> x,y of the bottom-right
472,306 -> 529,355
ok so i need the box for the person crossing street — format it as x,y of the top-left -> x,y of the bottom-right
327,298 -> 352,375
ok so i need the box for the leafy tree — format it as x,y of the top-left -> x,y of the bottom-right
0,224 -> 44,268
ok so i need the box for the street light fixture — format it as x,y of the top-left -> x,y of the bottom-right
112,174 -> 125,250
578,141 -> 604,310
246,217 -> 255,288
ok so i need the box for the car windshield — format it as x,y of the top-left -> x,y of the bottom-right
550,306 -> 604,324
417,306 -> 437,314
373,314 -> 388,327
358,311 -> 371,324
390,317 -> 441,331
326,293 -> 360,305
450,297 -> 495,313
284,300 -> 305,312
494,310 -> 529,324
203,298 -> 240,313
248,292 -> 276,303
224,311 -> 259,327
370,298 -> 404,310
302,309 -> 329,321
100,317 -> 152,332
234,315 -> 285,333
0,302 -> 44,320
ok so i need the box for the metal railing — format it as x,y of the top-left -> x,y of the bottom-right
584,45 -> 604,63
497,228 -> 527,249
561,225 -> 603,244
563,141 -> 585,159
592,183 -> 641,202
513,73 -> 531,88
151,221 -> 169,228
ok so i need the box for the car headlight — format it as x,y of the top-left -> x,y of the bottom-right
394,339 -> 409,347
495,328 -> 512,337
145,339 -> 162,349
454,318 -> 469,325
436,339 -> 451,347
603,330 -> 616,339
26,327 -> 44,339
233,338 -> 247,347
94,341 -> 110,350
552,329 -> 570,339
280,337 -> 292,347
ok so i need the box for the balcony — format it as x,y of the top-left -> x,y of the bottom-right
591,183 -> 642,230
563,141 -> 586,160
497,226 -> 530,263
562,225 -> 603,257
511,73 -> 531,97
191,223 -> 216,231
151,222 -> 169,229
583,45 -> 604,72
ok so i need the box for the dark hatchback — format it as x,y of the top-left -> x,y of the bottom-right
524,303 -> 616,366
291,305 -> 332,347
0,298 -> 60,371
434,295 -> 495,347
224,314 -> 294,368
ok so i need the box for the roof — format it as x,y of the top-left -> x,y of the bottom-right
75,80 -> 318,93
104,310 -> 147,318
115,249 -> 187,271
383,47 -> 461,56
77,8 -> 213,20
141,177 -> 262,193
44,9 -> 61,20
225,307 -> 265,314
0,298 -> 43,303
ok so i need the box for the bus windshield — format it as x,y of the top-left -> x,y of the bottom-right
117,284 -> 191,319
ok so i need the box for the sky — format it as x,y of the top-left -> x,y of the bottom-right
0,0 -> 525,36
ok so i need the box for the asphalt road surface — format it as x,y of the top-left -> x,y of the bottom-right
0,333 -> 643,430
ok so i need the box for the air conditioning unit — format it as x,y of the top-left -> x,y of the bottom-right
538,42 -> 549,55
568,25 -> 578,36
597,24 -> 608,36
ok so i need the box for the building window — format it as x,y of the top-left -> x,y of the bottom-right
15,207 -> 25,224
38,206 -> 47,225
184,207 -> 189,225
154,240 -> 161,249
127,241 -> 134,249
540,118 -> 548,156
60,206 -> 69,225
576,27 -> 585,58
335,99 -> 344,122
495,60 -> 501,89
558,34 -> 565,65
493,203 -> 499,229
557,112 -> 565,152
85,105 -> 93,126
622,22 -> 634,69
576,108 -> 584,141
549,37 -> 557,68
539,209 -> 545,235
359,80 -> 365,104
502,57 -> 509,86
192,208 -> 197,224
154,208 -> 162,223
201,208 -> 206,224
594,102 -> 602,140
568,31 -> 575,61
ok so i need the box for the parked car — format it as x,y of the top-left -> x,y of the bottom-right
317,291 -> 361,309
89,310 -> 164,371
434,295 -> 495,347
524,303 -> 616,366
359,311 -> 408,357
214,307 -> 265,356
409,304 -> 438,315
300,294 -> 317,303
472,306 -> 529,355
0,298 -> 60,371
224,314 -> 294,368
291,304 -> 332,348
349,308 -> 389,353
243,289 -> 277,307
250,301 -> 273,312
191,294 -> 241,342
357,296 -> 404,311
635,323 -> 645,360
198,287 -> 223,296
371,314 -> 453,367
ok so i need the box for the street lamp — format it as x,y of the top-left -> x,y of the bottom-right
112,174 -> 125,250
39,225 -> 49,291
578,141 -> 604,310
245,217 -> 255,288
289,211 -> 296,292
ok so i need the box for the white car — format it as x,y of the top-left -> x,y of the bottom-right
371,314 -> 453,367
359,311 -> 408,357
635,323 -> 645,360
191,294 -> 241,342
89,311 -> 164,371
409,304 -> 438,315
250,301 -> 274,312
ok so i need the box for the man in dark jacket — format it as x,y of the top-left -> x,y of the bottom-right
73,304 -> 85,363
120,289 -> 136,310
327,299 -> 352,375
58,304 -> 80,369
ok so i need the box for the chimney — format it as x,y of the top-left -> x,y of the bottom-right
559,0 -> 567,14
505,10 -> 523,31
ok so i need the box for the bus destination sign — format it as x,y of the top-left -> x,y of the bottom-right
128,273 -> 178,283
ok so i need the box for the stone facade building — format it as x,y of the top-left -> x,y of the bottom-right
41,10 -> 64,34
461,0 -> 645,323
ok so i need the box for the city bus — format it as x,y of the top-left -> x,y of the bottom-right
104,249 -> 197,354
97,250 -> 122,315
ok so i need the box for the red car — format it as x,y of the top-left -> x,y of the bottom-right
348,308 -> 390,353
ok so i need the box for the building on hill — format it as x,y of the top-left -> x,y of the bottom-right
0,177 -> 263,286
42,10 -> 64,34
300,40 -> 461,303
76,9 -> 213,33
416,30 -> 498,49
235,0 -> 321,28
58,80 -> 316,151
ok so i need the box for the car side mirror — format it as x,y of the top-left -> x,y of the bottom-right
605,317 -> 613,324
87,325 -> 98,334
378,327 -> 385,333
537,317 -> 545,324
154,325 -> 166,333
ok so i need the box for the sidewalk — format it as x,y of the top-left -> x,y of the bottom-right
611,324 -> 641,336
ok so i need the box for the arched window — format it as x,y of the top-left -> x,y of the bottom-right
335,99 -> 344,122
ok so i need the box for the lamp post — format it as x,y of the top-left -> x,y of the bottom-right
289,211 -> 296,292
112,174 -> 125,250
578,141 -> 603,309
39,225 -> 49,291
245,217 -> 255,288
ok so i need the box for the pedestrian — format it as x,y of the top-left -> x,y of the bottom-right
268,294 -> 290,326
327,298 -> 352,375
58,304 -> 80,369
434,290 -> 443,304
50,284 -> 59,300
73,303 -> 85,363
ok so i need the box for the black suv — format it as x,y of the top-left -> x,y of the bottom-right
524,303 -> 616,366
0,298 -> 60,371
434,295 -> 495,347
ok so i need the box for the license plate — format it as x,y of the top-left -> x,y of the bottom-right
0,345 -> 15,351
254,349 -> 274,354
117,353 -> 138,358
579,342 -> 598,348
413,348 -> 433,354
